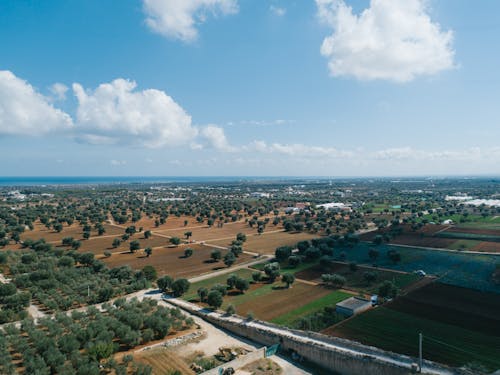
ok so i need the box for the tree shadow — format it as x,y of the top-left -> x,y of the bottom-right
272,285 -> 288,290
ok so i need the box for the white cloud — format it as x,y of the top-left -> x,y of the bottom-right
49,83 -> 69,100
73,78 -> 198,148
143,0 -> 238,42
316,0 -> 455,82
200,125 -> 236,151
0,70 -> 73,135
270,5 -> 286,16
372,147 -> 483,161
250,140 -> 354,158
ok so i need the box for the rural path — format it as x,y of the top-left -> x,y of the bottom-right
166,298 -> 456,375
188,256 -> 272,283
0,271 -> 47,320
387,242 -> 500,256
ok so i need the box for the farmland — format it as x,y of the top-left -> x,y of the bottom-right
102,243 -> 254,279
183,268 -> 353,327
207,230 -> 319,255
295,262 -> 420,294
326,282 -> 500,371
2,177 -> 500,373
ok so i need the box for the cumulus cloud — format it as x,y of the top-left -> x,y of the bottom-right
316,0 -> 455,82
73,78 -> 198,148
200,125 -> 236,151
143,0 -> 238,42
0,70 -> 73,135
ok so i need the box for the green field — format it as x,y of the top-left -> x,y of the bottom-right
183,268 -> 254,301
330,307 -> 500,371
271,290 -> 351,326
447,239 -> 481,250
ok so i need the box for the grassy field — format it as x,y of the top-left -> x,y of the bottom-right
338,242 -> 500,293
327,306 -> 500,371
296,262 -> 419,294
271,290 -> 351,326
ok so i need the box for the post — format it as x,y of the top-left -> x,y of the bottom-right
419,332 -> 423,373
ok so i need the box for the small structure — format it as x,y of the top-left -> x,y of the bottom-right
336,297 -> 372,317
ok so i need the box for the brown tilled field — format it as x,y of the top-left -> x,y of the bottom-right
207,231 -> 318,255
445,226 -> 500,236
101,243 -> 253,278
74,234 -> 171,255
387,282 -> 500,335
153,221 -> 281,242
130,348 -> 194,375
20,222 -> 124,242
229,282 -> 332,321
471,241 -> 500,252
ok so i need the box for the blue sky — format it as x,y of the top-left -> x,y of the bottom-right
0,0 -> 499,176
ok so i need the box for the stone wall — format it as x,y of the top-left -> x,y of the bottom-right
167,298 -> 468,375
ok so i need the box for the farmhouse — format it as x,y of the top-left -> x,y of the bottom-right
335,297 -> 372,317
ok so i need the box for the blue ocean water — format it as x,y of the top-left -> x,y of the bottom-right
0,176 -> 303,187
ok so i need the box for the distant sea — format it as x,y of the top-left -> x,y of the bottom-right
0,176 -> 307,187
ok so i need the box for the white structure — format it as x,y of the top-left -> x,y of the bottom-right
317,202 -> 351,211
336,297 -> 372,317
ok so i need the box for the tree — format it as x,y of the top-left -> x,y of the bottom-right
373,235 -> 383,246
130,240 -> 140,253
169,237 -> 181,246
378,280 -> 398,298
264,262 -> 280,282
144,230 -> 152,239
71,240 -> 81,250
171,279 -> 190,297
288,255 -> 301,268
282,273 -> 295,288
322,274 -> 346,288
275,246 -> 292,262
236,233 -> 247,242
223,252 -> 236,267
79,252 -> 94,266
226,274 -> 238,289
103,250 -> 112,258
363,271 -> 377,284
157,276 -> 173,292
349,262 -> 358,272
388,250 -> 401,264
184,248 -> 193,258
226,304 -> 236,315
83,231 -> 90,240
368,248 -> 379,262
142,265 -> 157,281
184,231 -> 192,240
252,271 -> 262,282
112,238 -> 121,248
144,247 -> 152,257
210,249 -> 222,262
207,290 -> 223,309
197,287 -> 208,302
235,278 -> 249,294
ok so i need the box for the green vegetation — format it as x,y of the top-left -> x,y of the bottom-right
271,290 -> 351,327
0,298 -> 193,375
333,307 -> 500,371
